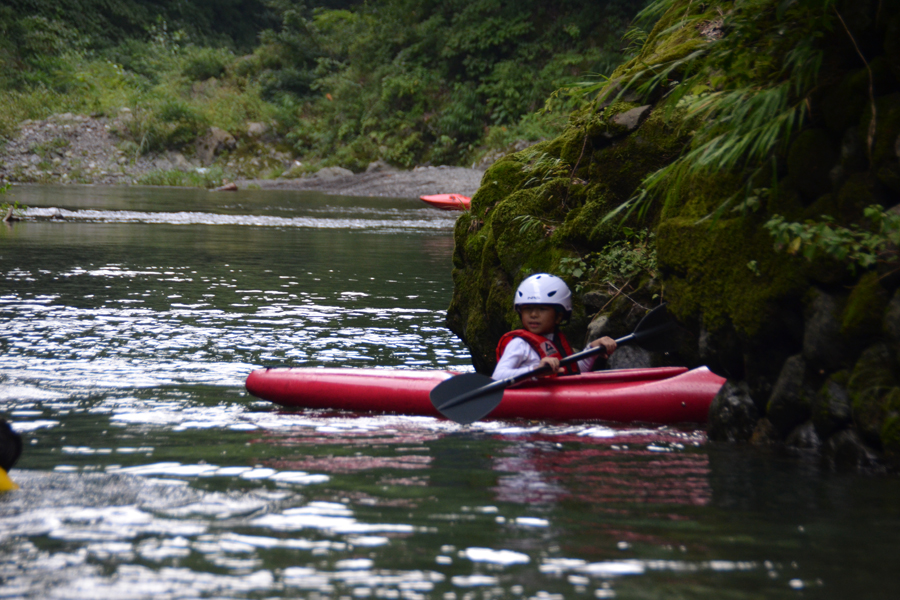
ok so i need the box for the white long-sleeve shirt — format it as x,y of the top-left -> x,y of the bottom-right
491,335 -> 596,380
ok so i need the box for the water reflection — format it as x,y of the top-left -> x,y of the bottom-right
2,186 -> 899,600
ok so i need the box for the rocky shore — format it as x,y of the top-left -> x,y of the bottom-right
0,113 -> 485,199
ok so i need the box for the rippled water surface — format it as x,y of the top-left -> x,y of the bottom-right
2,185 -> 899,599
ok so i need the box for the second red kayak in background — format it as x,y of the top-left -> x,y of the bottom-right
419,194 -> 471,211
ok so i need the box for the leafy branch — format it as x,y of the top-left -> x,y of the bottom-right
765,205 -> 900,276
559,228 -> 657,294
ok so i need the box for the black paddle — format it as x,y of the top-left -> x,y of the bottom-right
430,303 -> 675,425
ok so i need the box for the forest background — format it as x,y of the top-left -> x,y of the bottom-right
0,0 -> 649,174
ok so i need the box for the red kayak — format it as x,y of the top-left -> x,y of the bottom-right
419,194 -> 471,211
245,366 -> 725,423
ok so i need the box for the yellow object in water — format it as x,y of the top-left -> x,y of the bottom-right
0,467 -> 18,492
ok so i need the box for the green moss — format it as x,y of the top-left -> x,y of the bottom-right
589,110 -> 690,211
842,272 -> 890,338
607,1 -> 717,87
470,158 -> 526,217
657,214 -> 805,335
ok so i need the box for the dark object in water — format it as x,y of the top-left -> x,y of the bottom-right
0,418 -> 22,472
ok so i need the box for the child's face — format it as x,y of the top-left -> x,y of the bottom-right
518,304 -> 562,336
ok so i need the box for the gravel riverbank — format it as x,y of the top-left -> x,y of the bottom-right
0,113 -> 486,199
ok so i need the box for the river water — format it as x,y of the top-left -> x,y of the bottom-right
1,185 -> 898,600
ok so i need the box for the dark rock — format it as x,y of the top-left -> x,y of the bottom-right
822,429 -> 884,472
883,289 -> 900,346
750,418 -> 779,446
607,345 -> 652,370
581,291 -> 611,313
787,129 -> 838,201
585,314 -> 611,341
698,319 -> 744,379
802,288 -> 847,370
707,380 -> 759,442
766,354 -> 815,437
742,302 -> 805,412
811,374 -> 853,438
848,343 -> 899,447
611,105 -> 652,132
785,421 -> 822,451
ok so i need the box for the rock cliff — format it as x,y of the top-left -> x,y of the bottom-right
448,0 -> 900,471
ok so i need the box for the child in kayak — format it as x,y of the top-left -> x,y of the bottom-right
492,273 -> 616,380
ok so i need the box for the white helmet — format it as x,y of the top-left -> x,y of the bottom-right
514,273 -> 572,315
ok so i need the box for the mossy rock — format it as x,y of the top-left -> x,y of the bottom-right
606,0 -> 717,91
588,110 -> 690,211
848,343 -> 900,447
811,371 -> 853,438
841,271 -> 890,340
656,214 -> 806,336
820,58 -> 897,134
472,158 -> 527,216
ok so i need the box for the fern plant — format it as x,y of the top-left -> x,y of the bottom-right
598,0 -> 838,223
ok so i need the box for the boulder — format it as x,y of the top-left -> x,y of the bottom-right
785,421 -> 822,451
707,380 -> 759,442
802,288 -> 846,370
311,166 -> 354,179
766,354 -> 815,437
246,122 -> 270,137
811,373 -> 853,438
822,429 -> 884,472
607,345 -> 652,370
366,160 -> 397,173
848,343 -> 899,447
194,127 -> 236,166
611,105 -> 652,132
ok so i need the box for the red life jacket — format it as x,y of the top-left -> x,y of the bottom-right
495,329 -> 580,376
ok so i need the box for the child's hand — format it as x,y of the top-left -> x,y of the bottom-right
589,336 -> 617,358
538,356 -> 561,375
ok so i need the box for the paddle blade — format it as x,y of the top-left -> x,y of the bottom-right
430,373 -> 504,425
631,304 -> 677,353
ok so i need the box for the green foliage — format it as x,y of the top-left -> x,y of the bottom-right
262,0 -> 649,168
559,228 -> 657,293
601,0 -> 837,223
1,0 -> 648,167
765,205 -> 900,277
